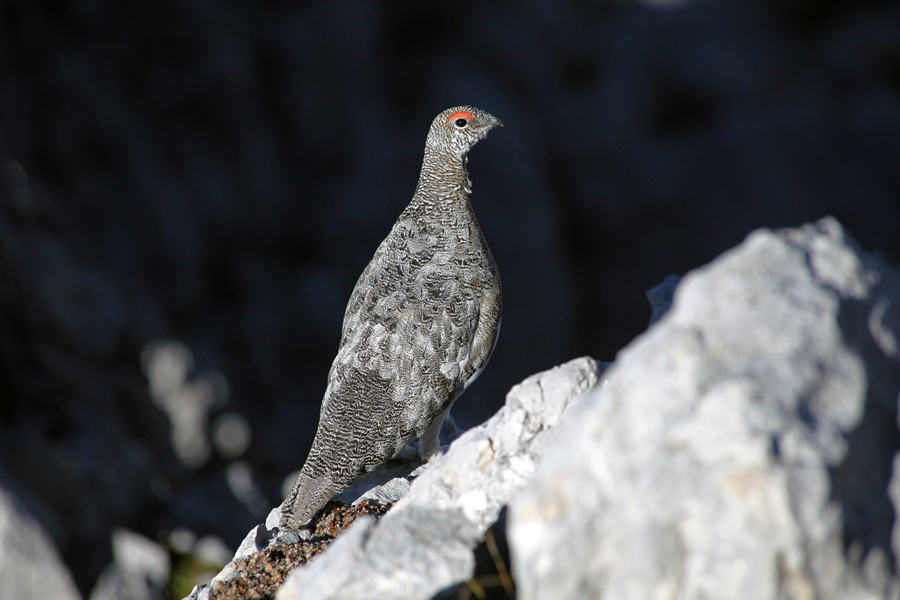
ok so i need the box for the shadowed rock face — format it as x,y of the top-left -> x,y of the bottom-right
2,0 -> 900,595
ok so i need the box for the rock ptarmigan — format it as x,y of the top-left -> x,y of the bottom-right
280,106 -> 502,531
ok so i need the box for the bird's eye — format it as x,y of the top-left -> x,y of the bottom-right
448,111 -> 474,129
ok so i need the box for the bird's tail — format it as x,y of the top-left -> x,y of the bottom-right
279,469 -> 341,531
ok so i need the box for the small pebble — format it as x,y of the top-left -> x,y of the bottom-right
275,531 -> 300,546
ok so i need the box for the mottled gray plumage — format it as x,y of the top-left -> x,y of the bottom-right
279,106 -> 503,531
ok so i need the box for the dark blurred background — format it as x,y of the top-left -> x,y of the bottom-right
1,0 -> 899,595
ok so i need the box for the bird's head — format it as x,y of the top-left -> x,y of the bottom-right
426,106 -> 503,160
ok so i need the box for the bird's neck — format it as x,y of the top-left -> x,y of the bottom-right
411,151 -> 472,211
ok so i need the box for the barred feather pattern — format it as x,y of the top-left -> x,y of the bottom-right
280,106 -> 503,530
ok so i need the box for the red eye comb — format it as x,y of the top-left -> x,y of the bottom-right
449,111 -> 474,121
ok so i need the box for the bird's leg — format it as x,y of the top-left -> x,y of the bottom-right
418,404 -> 453,462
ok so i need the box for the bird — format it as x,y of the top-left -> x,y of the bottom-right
279,106 -> 503,531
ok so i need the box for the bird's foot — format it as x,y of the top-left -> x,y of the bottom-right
395,441 -> 422,463
394,438 -> 449,463
419,438 -> 449,463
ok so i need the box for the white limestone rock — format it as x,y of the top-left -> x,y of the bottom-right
509,217 -> 900,600
89,528 -> 171,600
0,481 -> 81,600
276,356 -> 605,600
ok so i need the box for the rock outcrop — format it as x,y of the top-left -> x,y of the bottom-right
510,217 -> 900,599
276,356 -> 604,600
190,356 -> 605,600
0,477 -> 81,600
